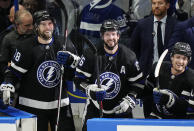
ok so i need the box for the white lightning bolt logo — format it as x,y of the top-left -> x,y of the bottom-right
105,79 -> 114,90
46,67 -> 55,81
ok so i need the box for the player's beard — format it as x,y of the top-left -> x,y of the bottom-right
104,40 -> 118,50
38,29 -> 53,40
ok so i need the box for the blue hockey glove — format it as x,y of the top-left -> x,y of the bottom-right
86,84 -> 107,101
113,95 -> 136,114
153,88 -> 178,108
57,51 -> 80,68
0,82 -> 15,106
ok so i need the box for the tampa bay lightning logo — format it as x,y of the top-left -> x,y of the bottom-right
96,72 -> 121,99
37,61 -> 61,88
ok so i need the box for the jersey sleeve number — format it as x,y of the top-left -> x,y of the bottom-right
14,49 -> 21,62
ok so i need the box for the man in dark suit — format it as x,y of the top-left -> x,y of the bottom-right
129,0 -> 177,78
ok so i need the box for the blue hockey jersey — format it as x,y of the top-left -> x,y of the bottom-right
79,0 -> 128,37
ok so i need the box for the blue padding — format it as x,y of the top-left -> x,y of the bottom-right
0,106 -> 36,119
0,117 -> 17,124
88,118 -> 194,131
66,81 -> 86,103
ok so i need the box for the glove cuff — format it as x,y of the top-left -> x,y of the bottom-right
124,95 -> 136,109
127,91 -> 137,98
0,83 -> 15,92
69,53 -> 80,68
166,91 -> 177,108
86,84 -> 106,101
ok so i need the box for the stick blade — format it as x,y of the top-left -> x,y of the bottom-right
154,49 -> 168,78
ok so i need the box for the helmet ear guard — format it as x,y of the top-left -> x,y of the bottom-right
170,42 -> 192,62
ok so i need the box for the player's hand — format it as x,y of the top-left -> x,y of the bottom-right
153,88 -> 177,108
86,84 -> 107,101
0,82 -> 15,105
57,51 -> 80,68
113,95 -> 136,114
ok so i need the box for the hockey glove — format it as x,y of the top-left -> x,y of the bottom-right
153,88 -> 178,108
0,82 -> 15,105
86,84 -> 107,101
113,95 -> 136,114
57,51 -> 80,68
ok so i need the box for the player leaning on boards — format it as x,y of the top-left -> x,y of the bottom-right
57,19 -> 144,131
0,10 -> 75,131
144,42 -> 194,119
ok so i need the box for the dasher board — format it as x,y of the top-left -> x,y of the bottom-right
0,106 -> 37,131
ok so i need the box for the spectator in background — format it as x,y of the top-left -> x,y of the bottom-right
0,4 -> 26,47
174,0 -> 189,21
8,4 -> 25,24
79,0 -> 128,47
20,0 -> 44,14
177,0 -> 194,18
169,16 -> 194,69
129,0 -> 177,79
167,0 -> 177,16
0,9 -> 33,83
129,0 -> 152,20
47,0 -> 63,35
0,0 -> 12,33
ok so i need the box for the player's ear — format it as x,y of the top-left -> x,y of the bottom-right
170,56 -> 173,62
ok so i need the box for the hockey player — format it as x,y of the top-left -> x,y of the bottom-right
145,42 -> 194,119
57,19 -> 143,131
0,10 -> 75,131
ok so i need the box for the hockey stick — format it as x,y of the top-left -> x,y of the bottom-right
14,0 -> 19,12
154,49 -> 168,89
55,0 -> 68,131
77,33 -> 103,118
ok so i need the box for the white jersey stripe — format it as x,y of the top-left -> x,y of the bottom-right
181,90 -> 190,96
128,72 -> 143,82
19,96 -> 69,109
11,61 -> 28,73
189,99 -> 194,106
80,22 -> 102,31
94,0 -> 112,9
76,68 -> 92,77
131,83 -> 144,89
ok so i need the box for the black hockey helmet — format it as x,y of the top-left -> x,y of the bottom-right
100,19 -> 120,35
171,42 -> 192,61
33,10 -> 55,27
